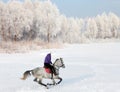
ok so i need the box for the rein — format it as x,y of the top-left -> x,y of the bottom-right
53,59 -> 60,70
53,58 -> 64,74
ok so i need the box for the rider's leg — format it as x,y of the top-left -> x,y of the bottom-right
49,66 -> 54,79
44,63 -> 55,79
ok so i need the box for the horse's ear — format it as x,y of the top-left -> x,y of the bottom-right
60,58 -> 63,61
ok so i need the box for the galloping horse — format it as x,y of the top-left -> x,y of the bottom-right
21,58 -> 65,88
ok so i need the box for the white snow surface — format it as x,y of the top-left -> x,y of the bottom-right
0,43 -> 120,92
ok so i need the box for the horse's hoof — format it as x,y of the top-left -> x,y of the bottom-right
33,78 -> 37,82
53,83 -> 57,85
46,87 -> 49,89
46,85 -> 49,89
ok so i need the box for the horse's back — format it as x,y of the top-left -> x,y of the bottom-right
32,67 -> 44,75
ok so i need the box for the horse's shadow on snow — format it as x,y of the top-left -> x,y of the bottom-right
62,74 -> 94,86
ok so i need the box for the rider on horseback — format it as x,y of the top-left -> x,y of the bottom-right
44,53 -> 57,78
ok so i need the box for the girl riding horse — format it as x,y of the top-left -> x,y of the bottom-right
21,58 -> 65,88
44,53 -> 56,78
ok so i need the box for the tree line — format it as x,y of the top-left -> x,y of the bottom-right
0,0 -> 120,44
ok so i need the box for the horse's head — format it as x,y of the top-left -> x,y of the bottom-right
54,58 -> 65,68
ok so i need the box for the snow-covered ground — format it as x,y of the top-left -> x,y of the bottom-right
0,43 -> 120,92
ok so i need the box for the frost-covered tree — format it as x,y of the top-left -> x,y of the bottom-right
85,18 -> 98,39
101,13 -> 112,39
0,1 -> 5,41
59,15 -> 69,43
0,0 -> 120,45
6,0 -> 34,41
22,0 -> 35,40
33,0 -> 61,43
108,12 -> 120,38
0,1 -> 11,41
95,15 -> 105,39
64,17 -> 81,43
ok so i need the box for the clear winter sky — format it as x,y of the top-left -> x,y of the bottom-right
2,0 -> 120,18
50,0 -> 120,18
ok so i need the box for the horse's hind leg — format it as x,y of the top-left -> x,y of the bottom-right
33,78 -> 38,82
38,79 -> 48,88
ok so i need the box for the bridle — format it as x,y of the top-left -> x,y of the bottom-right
53,58 -> 64,68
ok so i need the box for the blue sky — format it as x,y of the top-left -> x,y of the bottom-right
51,0 -> 120,18
2,0 -> 120,18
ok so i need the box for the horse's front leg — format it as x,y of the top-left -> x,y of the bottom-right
52,78 -> 56,85
57,77 -> 62,84
47,78 -> 56,86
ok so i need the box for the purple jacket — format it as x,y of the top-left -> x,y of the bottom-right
44,53 -> 52,64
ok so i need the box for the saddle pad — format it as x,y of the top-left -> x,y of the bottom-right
45,68 -> 51,73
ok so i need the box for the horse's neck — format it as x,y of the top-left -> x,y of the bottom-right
53,62 -> 60,70
54,65 -> 60,70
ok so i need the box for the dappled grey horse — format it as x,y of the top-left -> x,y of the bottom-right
21,58 -> 65,88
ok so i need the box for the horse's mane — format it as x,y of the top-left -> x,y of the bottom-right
55,59 -> 59,62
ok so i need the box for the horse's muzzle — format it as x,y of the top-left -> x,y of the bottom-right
62,64 -> 65,68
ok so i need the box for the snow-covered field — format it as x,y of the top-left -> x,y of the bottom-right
0,43 -> 120,92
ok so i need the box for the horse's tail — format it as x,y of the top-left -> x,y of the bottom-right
21,70 -> 32,80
